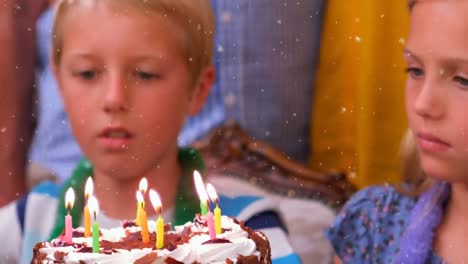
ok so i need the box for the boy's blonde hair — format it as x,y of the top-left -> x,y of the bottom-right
52,0 -> 215,85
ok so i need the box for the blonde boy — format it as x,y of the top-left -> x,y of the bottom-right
0,1 -> 300,263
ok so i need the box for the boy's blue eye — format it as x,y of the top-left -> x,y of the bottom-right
79,71 -> 97,80
136,71 -> 159,81
405,67 -> 424,79
454,76 -> 468,88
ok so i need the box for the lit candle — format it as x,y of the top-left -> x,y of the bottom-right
207,184 -> 222,235
64,188 -> 75,244
136,177 -> 148,226
84,177 -> 93,237
149,189 -> 164,249
194,171 -> 208,216
88,195 -> 100,253
137,191 -> 149,243
206,210 -> 216,240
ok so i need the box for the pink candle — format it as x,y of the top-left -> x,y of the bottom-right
207,211 -> 216,240
65,212 -> 73,243
64,188 -> 75,244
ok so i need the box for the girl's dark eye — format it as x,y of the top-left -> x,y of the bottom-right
454,76 -> 468,88
405,67 -> 424,79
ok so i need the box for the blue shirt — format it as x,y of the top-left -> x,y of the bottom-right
325,186 -> 445,263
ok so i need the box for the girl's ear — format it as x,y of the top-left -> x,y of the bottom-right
187,66 -> 215,115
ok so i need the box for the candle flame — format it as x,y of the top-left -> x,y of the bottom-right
85,177 -> 94,199
88,195 -> 99,219
136,191 -> 145,207
65,188 -> 75,210
206,183 -> 218,204
149,189 -> 162,215
139,178 -> 148,194
194,170 -> 208,203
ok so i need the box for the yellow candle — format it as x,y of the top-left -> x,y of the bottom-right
140,205 -> 149,243
84,205 -> 91,237
149,189 -> 165,249
214,205 -> 222,234
156,216 -> 164,249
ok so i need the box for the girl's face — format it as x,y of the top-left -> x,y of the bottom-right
54,4 -> 213,179
405,1 -> 468,182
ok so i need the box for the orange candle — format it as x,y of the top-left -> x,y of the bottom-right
84,177 -> 93,237
84,206 -> 91,237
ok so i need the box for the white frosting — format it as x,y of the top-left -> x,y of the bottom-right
38,216 -> 263,264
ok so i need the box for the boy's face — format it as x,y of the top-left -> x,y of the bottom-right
54,5 -> 213,179
405,1 -> 468,183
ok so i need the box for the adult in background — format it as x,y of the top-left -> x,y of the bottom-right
0,0 -> 49,206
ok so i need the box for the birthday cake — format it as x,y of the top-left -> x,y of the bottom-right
31,215 -> 271,264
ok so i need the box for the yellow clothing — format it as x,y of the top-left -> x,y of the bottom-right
310,1 -> 410,188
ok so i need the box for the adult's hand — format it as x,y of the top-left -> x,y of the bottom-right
0,0 -> 49,206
